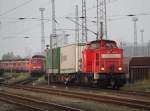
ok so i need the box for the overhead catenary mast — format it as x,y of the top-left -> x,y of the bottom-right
132,17 -> 138,56
51,0 -> 57,48
140,29 -> 144,56
82,0 -> 87,43
97,0 -> 107,40
39,8 -> 45,53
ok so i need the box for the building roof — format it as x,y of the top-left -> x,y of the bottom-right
130,57 -> 150,66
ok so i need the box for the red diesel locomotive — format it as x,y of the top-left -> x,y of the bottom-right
82,40 -> 126,88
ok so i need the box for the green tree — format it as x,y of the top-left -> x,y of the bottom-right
2,52 -> 21,60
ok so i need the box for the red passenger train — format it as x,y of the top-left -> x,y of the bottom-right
82,40 -> 126,88
0,59 -> 30,73
0,55 -> 45,77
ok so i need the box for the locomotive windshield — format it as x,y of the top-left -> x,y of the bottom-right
105,42 -> 117,48
87,40 -> 117,49
90,43 -> 100,49
32,59 -> 43,64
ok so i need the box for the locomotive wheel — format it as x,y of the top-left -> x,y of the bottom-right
110,80 -> 120,90
110,80 -> 115,89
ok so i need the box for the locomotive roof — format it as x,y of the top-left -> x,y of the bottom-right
90,40 -> 116,43
87,39 -> 116,45
130,57 -> 150,67
32,55 -> 45,58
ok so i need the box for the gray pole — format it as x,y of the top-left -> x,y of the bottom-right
49,0 -> 56,86
46,45 -> 50,86
39,8 -> 45,54
75,5 -> 80,72
140,29 -> 144,56
82,0 -> 87,43
104,0 -> 107,39
75,5 -> 79,44
132,17 -> 138,56
148,40 -> 150,56
62,31 -> 67,46
51,0 -> 57,48
96,0 -> 99,40
0,21 -> 2,30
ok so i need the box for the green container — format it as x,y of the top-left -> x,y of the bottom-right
46,47 -> 60,74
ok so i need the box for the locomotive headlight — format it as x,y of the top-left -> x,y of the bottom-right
118,67 -> 122,71
101,67 -> 105,71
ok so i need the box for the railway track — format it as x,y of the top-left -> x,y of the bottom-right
8,77 -> 150,98
6,85 -> 150,111
12,77 -> 38,85
46,83 -> 150,98
75,86 -> 150,97
0,90 -> 84,111
0,76 -> 12,84
108,89 -> 150,97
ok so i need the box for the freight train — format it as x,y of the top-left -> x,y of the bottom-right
45,39 -> 127,89
0,55 -> 45,77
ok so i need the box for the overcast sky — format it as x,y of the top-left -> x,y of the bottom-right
0,0 -> 150,58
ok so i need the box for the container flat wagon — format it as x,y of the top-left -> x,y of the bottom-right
45,44 -> 84,83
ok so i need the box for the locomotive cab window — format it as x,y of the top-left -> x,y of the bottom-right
90,43 -> 100,49
105,42 -> 117,48
31,60 -> 37,64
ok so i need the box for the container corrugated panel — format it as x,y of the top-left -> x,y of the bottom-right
60,44 -> 85,74
53,47 -> 60,73
46,48 -> 60,74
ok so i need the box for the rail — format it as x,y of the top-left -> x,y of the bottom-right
0,90 -> 84,111
5,85 -> 150,111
